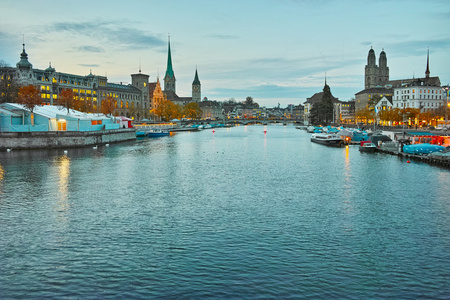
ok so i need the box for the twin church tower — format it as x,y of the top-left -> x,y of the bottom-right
364,47 -> 389,89
163,38 -> 201,102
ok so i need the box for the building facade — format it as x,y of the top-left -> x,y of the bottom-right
1,44 -> 151,119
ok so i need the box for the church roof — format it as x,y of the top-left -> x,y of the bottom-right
304,89 -> 340,104
164,90 -> 181,102
355,87 -> 393,96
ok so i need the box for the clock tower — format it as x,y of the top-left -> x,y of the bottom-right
192,68 -> 201,102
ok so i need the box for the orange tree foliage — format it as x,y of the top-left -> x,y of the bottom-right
75,98 -> 94,113
153,100 -> 182,121
17,85 -> 42,114
355,108 -> 374,124
101,96 -> 117,116
182,102 -> 203,119
56,88 -> 76,114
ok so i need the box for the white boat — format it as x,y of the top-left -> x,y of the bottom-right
359,142 -> 377,152
310,133 -> 344,147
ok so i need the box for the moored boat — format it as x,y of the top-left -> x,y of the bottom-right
147,130 -> 170,137
310,133 -> 344,147
359,141 -> 377,152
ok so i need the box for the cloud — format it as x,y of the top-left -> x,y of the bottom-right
386,37 -> 450,57
206,34 -> 239,40
77,46 -> 104,53
78,63 -> 100,67
49,20 -> 165,50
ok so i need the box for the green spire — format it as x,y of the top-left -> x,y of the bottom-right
165,37 -> 174,79
192,68 -> 200,85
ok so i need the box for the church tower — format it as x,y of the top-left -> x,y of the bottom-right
192,68 -> 201,102
378,49 -> 389,85
364,47 -> 378,89
164,37 -> 176,93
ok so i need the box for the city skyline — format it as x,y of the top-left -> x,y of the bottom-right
1,0 -> 449,107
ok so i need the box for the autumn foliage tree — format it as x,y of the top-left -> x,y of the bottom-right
17,85 -> 42,116
153,100 -> 182,121
182,102 -> 203,119
56,88 -> 76,114
101,96 -> 117,116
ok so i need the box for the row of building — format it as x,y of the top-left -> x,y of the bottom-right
303,48 -> 448,125
1,39 -> 201,121
1,42 -> 448,128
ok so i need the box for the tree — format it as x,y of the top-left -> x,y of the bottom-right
243,96 -> 259,108
56,88 -> 76,114
17,85 -> 42,119
101,96 -> 117,116
182,102 -> 203,119
153,100 -> 182,121
75,98 -> 93,113
309,84 -> 334,125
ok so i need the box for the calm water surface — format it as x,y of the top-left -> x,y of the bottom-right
0,125 -> 449,299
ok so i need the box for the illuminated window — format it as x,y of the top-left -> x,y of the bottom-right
52,78 -> 57,83
120,101 -> 123,108
126,101 -> 129,108
53,94 -> 57,99
41,94 -> 46,99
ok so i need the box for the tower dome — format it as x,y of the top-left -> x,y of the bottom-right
16,44 -> 33,70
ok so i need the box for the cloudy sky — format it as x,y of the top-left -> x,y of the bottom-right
1,0 -> 449,107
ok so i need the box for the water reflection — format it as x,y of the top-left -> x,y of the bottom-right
0,162 -> 4,194
55,155 -> 70,222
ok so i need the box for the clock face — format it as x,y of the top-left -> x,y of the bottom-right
193,86 -> 199,92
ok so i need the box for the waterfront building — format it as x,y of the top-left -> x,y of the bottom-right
0,44 -> 151,120
355,87 -> 393,112
340,99 -> 355,124
199,99 -> 223,120
356,49 -> 442,115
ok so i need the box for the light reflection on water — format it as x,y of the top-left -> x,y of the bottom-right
0,125 -> 449,299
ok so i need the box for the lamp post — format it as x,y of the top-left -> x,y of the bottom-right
442,86 -> 449,127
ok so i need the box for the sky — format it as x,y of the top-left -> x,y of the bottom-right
1,0 -> 449,107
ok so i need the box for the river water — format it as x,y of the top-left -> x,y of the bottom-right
0,125 -> 449,299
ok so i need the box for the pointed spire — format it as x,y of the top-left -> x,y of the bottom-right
425,48 -> 430,78
192,68 -> 200,85
165,35 -> 174,78
324,72 -> 327,87
139,58 -> 141,73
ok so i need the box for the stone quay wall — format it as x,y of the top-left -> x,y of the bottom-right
0,129 -> 136,150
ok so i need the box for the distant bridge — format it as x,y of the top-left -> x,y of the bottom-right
184,119 -> 300,126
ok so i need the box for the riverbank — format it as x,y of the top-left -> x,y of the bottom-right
0,128 -> 136,150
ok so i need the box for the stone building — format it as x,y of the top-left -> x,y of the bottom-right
365,47 -> 389,89
1,44 -> 151,119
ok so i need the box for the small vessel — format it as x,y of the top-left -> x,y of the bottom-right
359,141 -> 377,152
147,130 -> 170,138
310,133 -> 344,147
136,131 -> 147,138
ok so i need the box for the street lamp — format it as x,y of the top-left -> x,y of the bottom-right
442,86 -> 449,127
